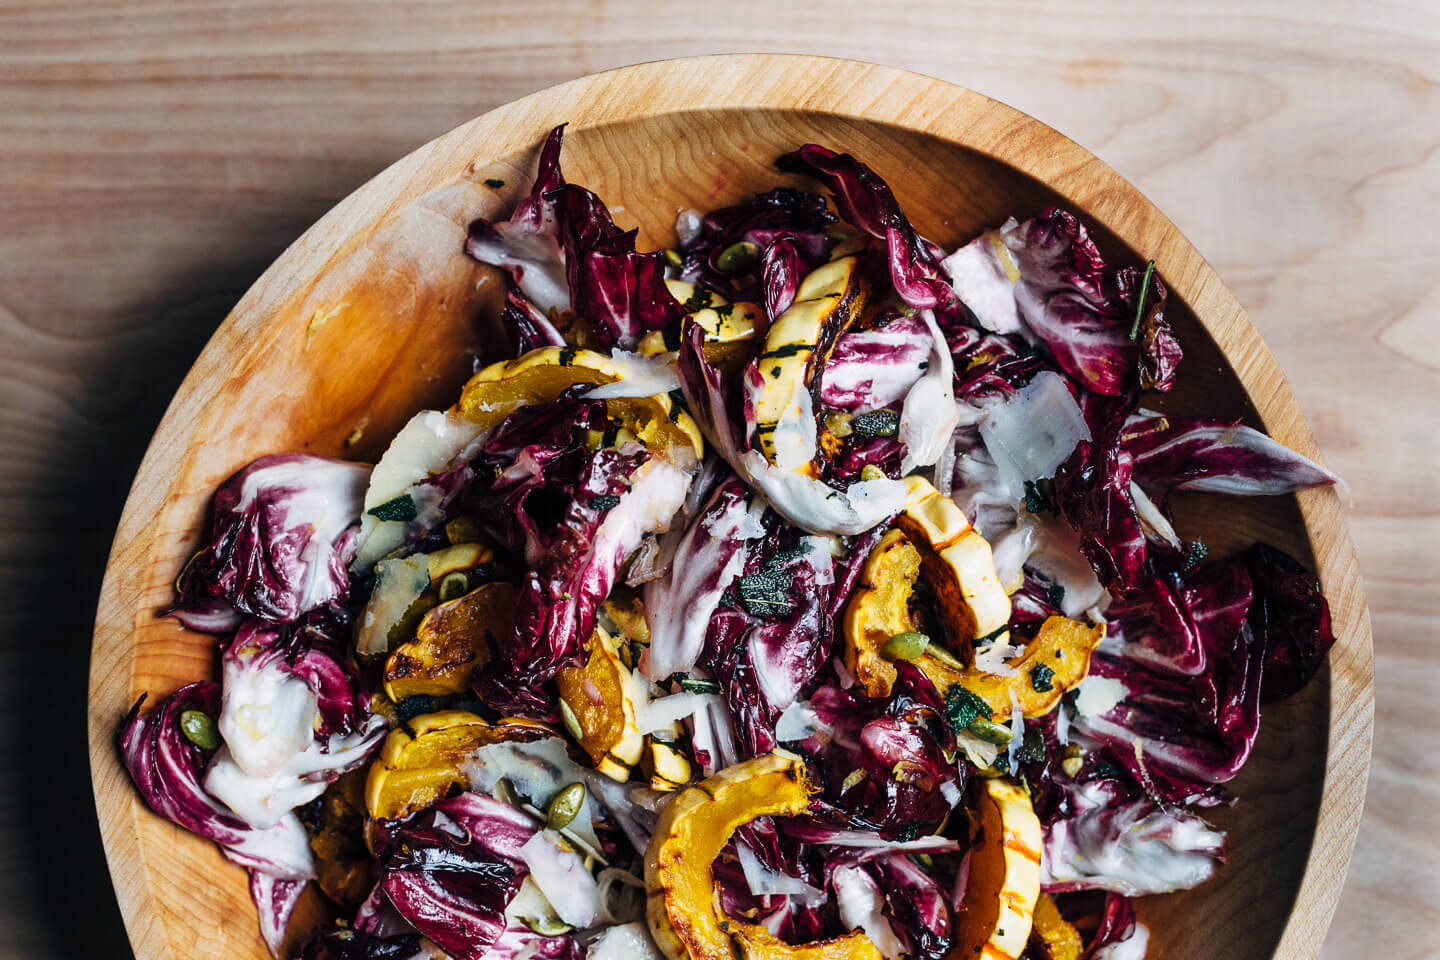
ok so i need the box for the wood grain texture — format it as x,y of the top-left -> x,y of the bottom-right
0,2 -> 1430,959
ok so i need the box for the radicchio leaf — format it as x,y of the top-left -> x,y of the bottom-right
1052,392 -> 1147,596
819,313 -> 932,412
1040,779 -> 1224,897
373,794 -> 534,960
296,927 -> 426,960
1123,413 -> 1339,497
465,124 -> 570,313
875,854 -> 952,960
777,144 -> 953,309
641,478 -> 759,680
944,209 -> 1181,395
500,288 -> 566,354
471,405 -> 691,715
761,235 -> 803,321
548,183 -> 684,349
172,454 -> 370,625
679,187 -> 838,303
1244,542 -> 1337,703
117,682 -> 315,881
250,870 -> 308,956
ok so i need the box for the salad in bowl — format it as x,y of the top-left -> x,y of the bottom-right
116,125 -> 1339,960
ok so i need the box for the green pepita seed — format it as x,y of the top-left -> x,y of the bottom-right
546,782 -> 586,830
881,631 -> 930,661
1061,745 -> 1085,779
558,699 -> 584,742
521,914 -> 574,936
967,717 -> 1016,745
662,248 -> 683,269
823,410 -> 854,439
925,643 -> 966,671
716,241 -> 760,274
179,709 -> 220,750
840,769 -> 867,793
859,464 -> 887,482
437,572 -> 470,602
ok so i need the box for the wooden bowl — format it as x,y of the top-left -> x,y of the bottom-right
87,54 -> 1373,960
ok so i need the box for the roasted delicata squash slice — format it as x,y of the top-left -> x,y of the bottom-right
456,346 -> 703,462
844,479 -> 1100,719
642,725 -> 694,792
554,625 -> 646,781
364,710 -> 555,820
1027,894 -> 1083,960
957,616 -> 1105,721
894,477 -> 1010,642
950,778 -> 1042,960
382,581 -> 514,702
752,254 -> 869,465
646,752 -> 880,960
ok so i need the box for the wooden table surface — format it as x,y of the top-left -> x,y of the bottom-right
1,1 -> 1435,957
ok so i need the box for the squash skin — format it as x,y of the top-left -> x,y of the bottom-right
752,255 -> 869,465
363,710 -> 555,820
457,345 -> 704,461
554,626 -> 645,781
644,752 -> 880,960
382,581 -> 513,701
949,778 -> 1042,960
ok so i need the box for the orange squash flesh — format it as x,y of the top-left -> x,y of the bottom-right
949,778 -> 1042,960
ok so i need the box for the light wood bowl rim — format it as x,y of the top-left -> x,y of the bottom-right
87,53 -> 1374,960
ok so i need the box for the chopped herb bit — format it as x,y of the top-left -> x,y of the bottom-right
944,685 -> 992,732
559,346 -> 579,366
771,366 -> 783,377
1023,479 -> 1056,515
678,676 -> 721,695
763,545 -> 808,569
396,694 -> 434,725
368,494 -> 418,523
681,288 -> 713,312
850,409 -> 900,439
1030,663 -> 1056,692
1128,259 -> 1157,340
918,360 -> 929,371
591,494 -> 622,511
891,822 -> 925,842
1183,539 -> 1209,571
1015,728 -> 1046,764
484,178 -> 506,188
1047,581 -> 1066,609
714,303 -> 735,318
735,567 -> 794,618
1093,760 -> 1125,781
179,709 -> 220,750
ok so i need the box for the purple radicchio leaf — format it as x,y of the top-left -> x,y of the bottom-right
1244,542 -> 1337,703
499,288 -> 566,354
250,870 -> 308,957
1084,892 -> 1150,959
874,854 -> 952,960
701,523 -> 838,755
803,685 -> 962,839
818,313 -> 932,413
942,323 -> 1048,406
776,144 -> 953,310
296,927 -> 426,960
205,617 -> 388,829
641,477 -> 757,681
679,187 -> 838,303
472,406 -> 692,715
547,182 -> 684,350
1052,392 -> 1148,597
373,794 -> 534,960
1106,558 -> 1254,678
948,209 -> 1180,395
1040,777 -> 1224,897
465,124 -> 570,314
171,453 -> 370,626
1123,412 -> 1339,497
761,235 -> 803,321
117,682 -> 316,881
1072,597 -> 1265,802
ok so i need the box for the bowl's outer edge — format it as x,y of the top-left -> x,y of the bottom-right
87,53 -> 1374,960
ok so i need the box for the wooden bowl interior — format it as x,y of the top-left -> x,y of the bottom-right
91,79 -> 1346,960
